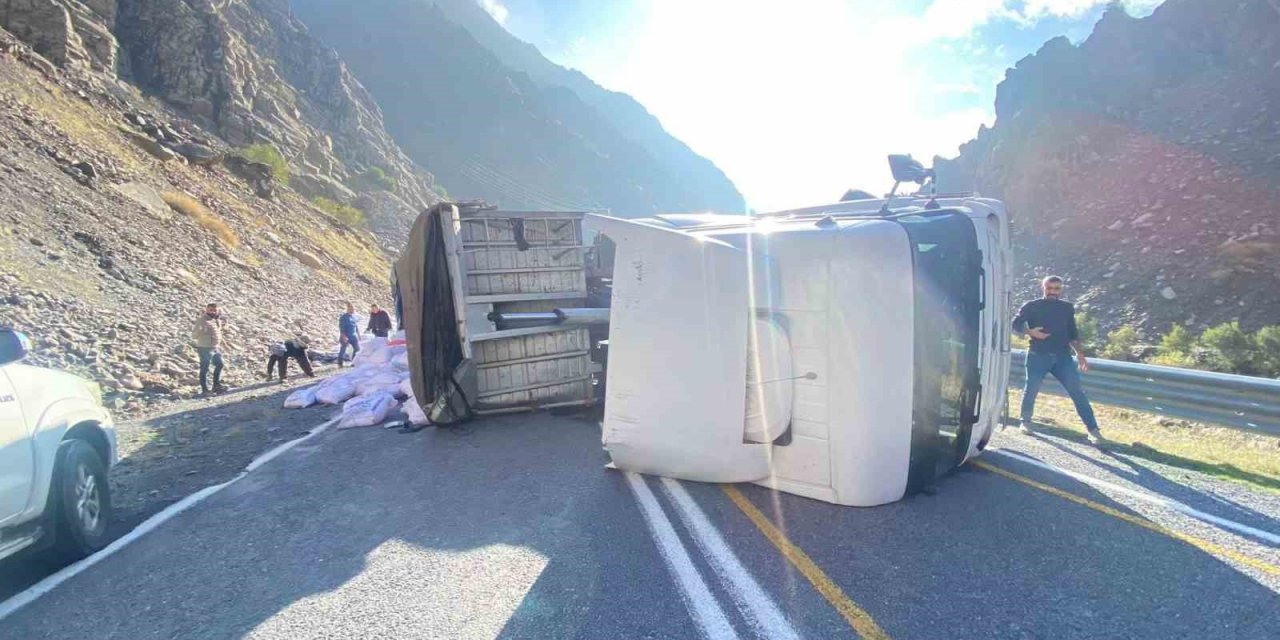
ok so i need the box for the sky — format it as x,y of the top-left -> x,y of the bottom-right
478,0 -> 1165,212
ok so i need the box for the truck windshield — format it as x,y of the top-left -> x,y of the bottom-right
897,212 -> 983,492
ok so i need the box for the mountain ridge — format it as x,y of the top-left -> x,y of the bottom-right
290,0 -> 745,216
937,0 -> 1280,335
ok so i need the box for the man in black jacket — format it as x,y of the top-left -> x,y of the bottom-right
366,304 -> 393,338
1012,275 -> 1103,447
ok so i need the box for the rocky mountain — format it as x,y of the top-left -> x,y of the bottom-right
937,0 -> 1280,336
290,0 -> 745,216
0,9 -> 402,416
3,0 -> 443,245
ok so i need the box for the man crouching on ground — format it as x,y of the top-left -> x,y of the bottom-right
193,302 -> 229,396
1012,276 -> 1104,447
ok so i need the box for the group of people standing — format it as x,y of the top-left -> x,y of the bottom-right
337,302 -> 393,367
189,301 -> 395,396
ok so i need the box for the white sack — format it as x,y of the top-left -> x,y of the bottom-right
390,351 -> 409,370
356,371 -> 403,396
338,391 -> 399,429
352,336 -> 390,366
404,393 -> 430,425
283,385 -> 318,409
315,377 -> 357,405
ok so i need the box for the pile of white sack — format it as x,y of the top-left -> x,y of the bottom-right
283,331 -> 431,428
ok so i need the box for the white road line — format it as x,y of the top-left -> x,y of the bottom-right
660,478 -> 801,640
625,472 -> 740,640
0,418 -> 338,622
990,448 -> 1280,547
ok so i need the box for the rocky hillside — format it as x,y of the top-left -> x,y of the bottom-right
290,0 -> 745,216
937,0 -> 1280,335
0,25 -> 393,417
2,0 -> 443,246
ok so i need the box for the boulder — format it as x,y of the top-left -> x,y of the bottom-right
290,171 -> 356,204
286,247 -> 324,270
223,155 -> 275,198
111,182 -> 173,221
120,127 -> 180,162
168,142 -> 224,166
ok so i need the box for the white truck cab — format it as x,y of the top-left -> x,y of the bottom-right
0,328 -> 117,563
594,155 -> 1014,506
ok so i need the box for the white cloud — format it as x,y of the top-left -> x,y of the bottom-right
478,0 -> 509,26
1022,0 -> 1165,20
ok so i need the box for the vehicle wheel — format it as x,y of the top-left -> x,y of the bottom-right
49,439 -> 112,562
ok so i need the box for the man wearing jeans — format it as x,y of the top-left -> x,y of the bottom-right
337,302 -> 360,367
1012,276 -> 1104,447
192,303 -> 228,396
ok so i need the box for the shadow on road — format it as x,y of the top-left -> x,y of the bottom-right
0,381 -> 337,601
1,412 -> 1277,639
1021,431 -> 1280,538
1023,420 -> 1280,493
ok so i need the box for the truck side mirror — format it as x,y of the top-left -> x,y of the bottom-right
0,329 -> 30,365
888,154 -> 931,184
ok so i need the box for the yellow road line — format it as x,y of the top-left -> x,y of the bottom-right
721,485 -> 891,640
973,461 -> 1280,577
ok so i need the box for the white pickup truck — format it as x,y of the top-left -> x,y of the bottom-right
0,328 -> 116,563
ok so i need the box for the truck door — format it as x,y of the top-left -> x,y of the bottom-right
0,368 -> 35,524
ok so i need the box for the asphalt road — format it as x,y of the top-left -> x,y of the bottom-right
1,412 -> 1277,639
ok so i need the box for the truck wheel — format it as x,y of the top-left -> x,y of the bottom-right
50,439 -> 112,562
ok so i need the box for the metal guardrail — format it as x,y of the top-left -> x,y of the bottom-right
1009,350 -> 1280,436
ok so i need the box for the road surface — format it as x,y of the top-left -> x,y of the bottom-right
1,411 -> 1277,639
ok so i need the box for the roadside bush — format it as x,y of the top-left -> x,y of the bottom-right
1100,325 -> 1139,361
1255,325 -> 1280,377
432,183 -> 449,200
1198,321 -> 1257,374
1157,324 -> 1195,358
312,197 -> 365,227
162,192 -> 239,247
1075,312 -> 1098,353
1149,352 -> 1195,368
240,143 -> 289,185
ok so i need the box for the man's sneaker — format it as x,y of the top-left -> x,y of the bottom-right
1086,429 -> 1104,448
1018,422 -> 1034,435
213,384 -> 229,394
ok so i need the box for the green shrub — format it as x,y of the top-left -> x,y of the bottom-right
1255,325 -> 1280,377
432,183 -> 449,200
353,166 -> 397,192
312,197 -> 365,227
1149,352 -> 1195,368
1198,321 -> 1257,374
1158,324 -> 1195,358
1100,326 -> 1139,361
241,144 -> 290,185
1075,312 -> 1098,353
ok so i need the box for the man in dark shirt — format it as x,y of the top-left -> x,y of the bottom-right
1011,275 -> 1103,446
366,304 -> 393,338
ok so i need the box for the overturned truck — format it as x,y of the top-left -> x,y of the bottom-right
398,187 -> 1012,506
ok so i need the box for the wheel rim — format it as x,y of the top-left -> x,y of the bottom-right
74,464 -> 101,533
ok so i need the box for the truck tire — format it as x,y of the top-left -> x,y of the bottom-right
49,439 -> 112,562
